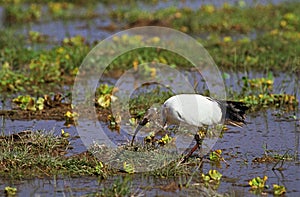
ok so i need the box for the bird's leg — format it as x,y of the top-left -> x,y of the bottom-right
179,133 -> 204,164
178,126 -> 208,164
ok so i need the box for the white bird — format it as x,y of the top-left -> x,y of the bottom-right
131,94 -> 249,162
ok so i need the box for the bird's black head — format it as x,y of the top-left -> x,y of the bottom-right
131,107 -> 159,145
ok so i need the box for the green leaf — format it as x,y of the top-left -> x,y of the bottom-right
5,186 -> 17,196
202,174 -> 211,181
123,162 -> 134,174
36,97 -> 45,110
273,184 -> 286,195
208,170 -> 222,181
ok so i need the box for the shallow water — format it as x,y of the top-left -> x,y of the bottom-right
1,71 -> 299,196
1,113 -> 299,196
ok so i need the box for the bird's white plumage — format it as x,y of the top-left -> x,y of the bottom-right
162,94 -> 222,128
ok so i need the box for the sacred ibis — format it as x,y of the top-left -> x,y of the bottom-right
131,94 -> 249,162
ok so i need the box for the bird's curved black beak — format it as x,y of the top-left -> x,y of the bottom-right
130,117 -> 149,146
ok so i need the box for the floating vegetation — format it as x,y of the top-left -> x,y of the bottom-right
12,93 -> 66,111
123,162 -> 135,174
249,176 -> 268,189
273,184 -> 286,196
248,176 -> 286,195
240,76 -> 298,109
2,2 -> 97,25
0,62 -> 26,93
242,76 -> 274,92
242,93 -> 298,108
202,170 -> 223,182
60,129 -> 70,138
201,169 -> 223,190
4,186 -> 17,196
64,111 -> 78,125
209,149 -> 223,162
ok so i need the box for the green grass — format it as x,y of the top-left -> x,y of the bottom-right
0,131 -> 112,179
110,2 -> 300,33
1,2 -> 300,96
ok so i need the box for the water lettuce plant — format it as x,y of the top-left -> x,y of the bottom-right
4,186 -> 17,196
273,184 -> 286,196
249,176 -> 268,189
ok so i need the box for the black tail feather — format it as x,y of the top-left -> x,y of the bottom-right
218,101 -> 249,127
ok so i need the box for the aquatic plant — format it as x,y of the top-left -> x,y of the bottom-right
123,162 -> 135,174
158,134 -> 173,146
209,149 -> 223,162
249,175 -> 268,189
4,186 -> 17,196
202,169 -> 222,182
64,111 -> 78,125
240,75 -> 298,108
273,184 -> 286,196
